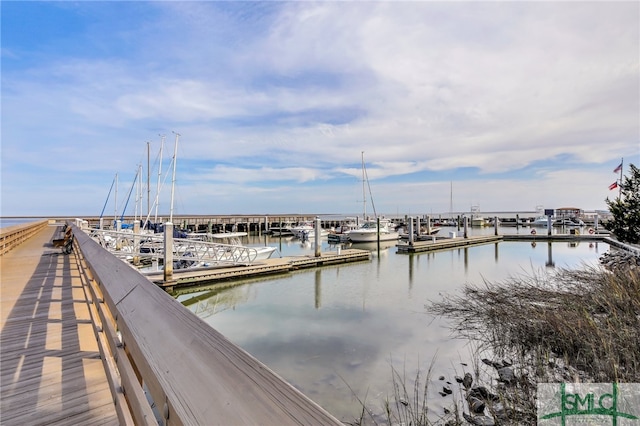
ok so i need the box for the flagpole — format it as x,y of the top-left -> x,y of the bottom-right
619,157 -> 623,200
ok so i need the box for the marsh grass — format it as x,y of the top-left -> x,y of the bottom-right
427,264 -> 640,383
352,262 -> 639,425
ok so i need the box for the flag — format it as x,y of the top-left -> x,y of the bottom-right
609,181 -> 618,190
614,163 -> 622,173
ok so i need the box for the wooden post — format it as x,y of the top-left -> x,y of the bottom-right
426,215 -> 431,235
463,216 -> 468,238
547,216 -> 552,236
314,217 -> 321,257
494,216 -> 498,236
408,217 -> 414,246
377,217 -> 380,252
133,221 -> 140,266
99,218 -> 104,230
164,222 -> 174,282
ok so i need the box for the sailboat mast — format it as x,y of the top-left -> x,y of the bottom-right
154,135 -> 165,223
450,181 -> 453,218
147,141 -> 151,220
361,151 -> 366,221
114,172 -> 118,225
169,131 -> 180,223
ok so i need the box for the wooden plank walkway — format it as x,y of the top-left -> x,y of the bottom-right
1,225 -> 117,425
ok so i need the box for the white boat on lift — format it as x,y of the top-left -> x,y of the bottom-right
187,232 -> 278,260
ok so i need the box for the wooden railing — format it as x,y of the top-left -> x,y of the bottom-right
0,220 -> 49,256
70,223 -> 341,425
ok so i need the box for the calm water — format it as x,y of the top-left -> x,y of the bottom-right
177,226 -> 608,423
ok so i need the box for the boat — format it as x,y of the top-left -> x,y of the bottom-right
345,219 -> 399,242
344,152 -> 399,243
187,232 -> 278,260
531,216 -> 551,227
290,222 -> 329,240
269,222 -> 294,236
327,219 -> 359,243
554,218 -> 586,227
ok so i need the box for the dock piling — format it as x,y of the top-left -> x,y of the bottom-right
164,222 -> 173,282
314,217 -> 321,257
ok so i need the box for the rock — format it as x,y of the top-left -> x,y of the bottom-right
455,375 -> 464,383
462,372 -> 473,390
467,395 -> 486,414
463,412 -> 496,426
398,398 -> 408,406
469,386 -> 499,402
443,385 -> 453,395
439,391 -> 448,397
481,358 -> 502,369
497,366 -> 515,384
439,375 -> 445,380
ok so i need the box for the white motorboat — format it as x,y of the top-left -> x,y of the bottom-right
531,216 -> 551,227
290,222 -> 329,240
345,219 -> 399,243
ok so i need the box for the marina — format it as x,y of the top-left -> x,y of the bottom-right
1,218 -> 634,424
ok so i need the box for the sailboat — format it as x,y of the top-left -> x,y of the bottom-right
345,152 -> 399,243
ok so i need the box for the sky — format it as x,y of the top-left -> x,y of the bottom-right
1,1 -> 639,218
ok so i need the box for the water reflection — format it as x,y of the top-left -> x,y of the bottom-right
179,235 -> 608,423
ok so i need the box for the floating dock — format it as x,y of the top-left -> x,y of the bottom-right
396,235 -> 503,253
396,233 -> 609,254
144,249 -> 372,290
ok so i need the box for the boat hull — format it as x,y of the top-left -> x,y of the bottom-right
346,230 -> 399,243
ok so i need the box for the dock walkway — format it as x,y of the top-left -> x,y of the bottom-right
1,225 -> 117,425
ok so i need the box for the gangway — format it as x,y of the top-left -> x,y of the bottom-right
86,228 -> 260,268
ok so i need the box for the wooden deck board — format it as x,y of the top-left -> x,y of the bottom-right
1,226 -> 117,425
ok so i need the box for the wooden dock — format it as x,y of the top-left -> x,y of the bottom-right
396,235 -> 503,253
1,225 -> 118,425
144,249 -> 372,290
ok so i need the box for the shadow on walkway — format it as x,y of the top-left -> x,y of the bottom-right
0,230 -> 116,425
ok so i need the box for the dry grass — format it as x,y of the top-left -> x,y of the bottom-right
427,264 -> 640,383
351,260 -> 639,425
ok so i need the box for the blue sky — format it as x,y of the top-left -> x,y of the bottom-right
2,1 -> 638,218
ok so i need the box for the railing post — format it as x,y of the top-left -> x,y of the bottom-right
164,222 -> 174,282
